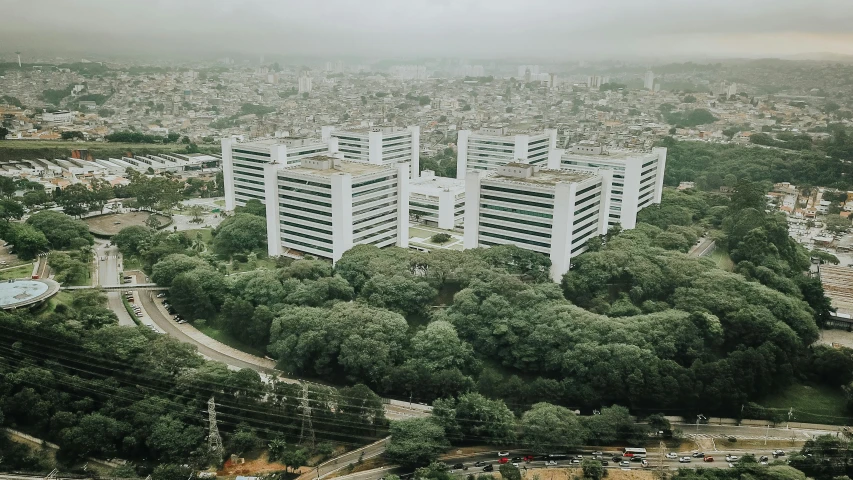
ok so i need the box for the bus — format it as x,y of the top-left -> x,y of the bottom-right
623,448 -> 647,458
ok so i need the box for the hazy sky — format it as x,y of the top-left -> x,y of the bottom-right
3,0 -> 853,60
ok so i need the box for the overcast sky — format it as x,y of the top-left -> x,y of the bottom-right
3,0 -> 853,60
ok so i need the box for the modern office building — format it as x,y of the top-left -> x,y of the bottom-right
464,163 -> 612,282
221,137 -> 331,210
550,144 -> 667,230
409,170 -> 465,229
456,126 -> 559,180
263,156 -> 410,261
327,125 -> 420,179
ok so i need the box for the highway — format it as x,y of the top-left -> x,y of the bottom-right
331,445 -> 802,480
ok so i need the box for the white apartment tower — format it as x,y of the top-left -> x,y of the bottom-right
550,145 -> 667,230
456,126 -> 559,180
298,73 -> 312,94
328,125 -> 420,179
464,163 -> 612,282
264,156 -> 410,261
221,137 -> 331,210
644,70 -> 655,90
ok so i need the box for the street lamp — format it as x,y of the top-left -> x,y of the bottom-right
696,414 -> 706,433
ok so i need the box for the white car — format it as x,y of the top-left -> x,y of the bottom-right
666,453 -> 678,459
679,457 -> 691,463
619,461 -> 630,467
497,451 -> 509,457
725,455 -> 739,462
545,461 -> 558,466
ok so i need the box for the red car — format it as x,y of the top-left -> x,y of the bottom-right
523,456 -> 534,462
498,457 -> 509,464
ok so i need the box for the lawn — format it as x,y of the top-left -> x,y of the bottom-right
228,256 -> 277,273
181,228 -> 214,245
761,382 -> 851,425
709,249 -> 734,271
195,323 -> 266,357
0,263 -> 34,281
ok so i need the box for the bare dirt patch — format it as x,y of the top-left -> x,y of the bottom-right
85,212 -> 170,236
516,468 -> 655,480
217,452 -> 289,477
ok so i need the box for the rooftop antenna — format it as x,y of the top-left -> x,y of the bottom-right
15,51 -> 21,68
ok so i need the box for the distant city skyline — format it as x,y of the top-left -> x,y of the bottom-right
2,0 -> 853,60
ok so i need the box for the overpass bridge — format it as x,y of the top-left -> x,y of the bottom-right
61,283 -> 168,291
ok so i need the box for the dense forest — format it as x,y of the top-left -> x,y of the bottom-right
660,133 -> 853,191
107,182 -> 844,423
0,290 -> 387,475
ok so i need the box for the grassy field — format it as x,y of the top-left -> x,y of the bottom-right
761,382 -> 851,425
85,212 -> 171,236
195,323 -> 266,357
0,263 -> 33,281
709,249 -> 735,271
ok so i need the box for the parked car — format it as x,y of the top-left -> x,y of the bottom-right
772,450 -> 786,457
156,293 -> 166,298
452,464 -> 464,470
177,320 -> 187,324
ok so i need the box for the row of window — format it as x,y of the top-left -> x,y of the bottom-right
479,230 -> 551,249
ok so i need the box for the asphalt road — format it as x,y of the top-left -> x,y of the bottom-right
94,242 -> 135,327
333,445 -> 803,480
139,288 -> 278,373
684,423 -> 838,440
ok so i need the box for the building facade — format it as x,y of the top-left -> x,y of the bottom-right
456,126 -> 558,180
464,163 -> 612,282
264,156 -> 410,261
221,137 -> 330,210
409,170 -> 465,229
328,125 -> 420,179
551,145 -> 667,230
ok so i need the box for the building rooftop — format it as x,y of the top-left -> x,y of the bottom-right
282,156 -> 397,178
487,163 -> 597,187
561,148 -> 656,161
410,171 -> 465,196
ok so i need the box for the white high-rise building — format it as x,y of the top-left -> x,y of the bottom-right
328,125 -> 420,179
263,156 -> 410,261
298,73 -> 312,94
550,144 -> 667,230
644,70 -> 655,90
456,126 -> 559,180
586,75 -> 610,89
727,82 -> 737,97
221,137 -> 332,210
464,163 -> 612,282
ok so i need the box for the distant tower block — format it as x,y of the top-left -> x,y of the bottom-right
15,51 -> 21,68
